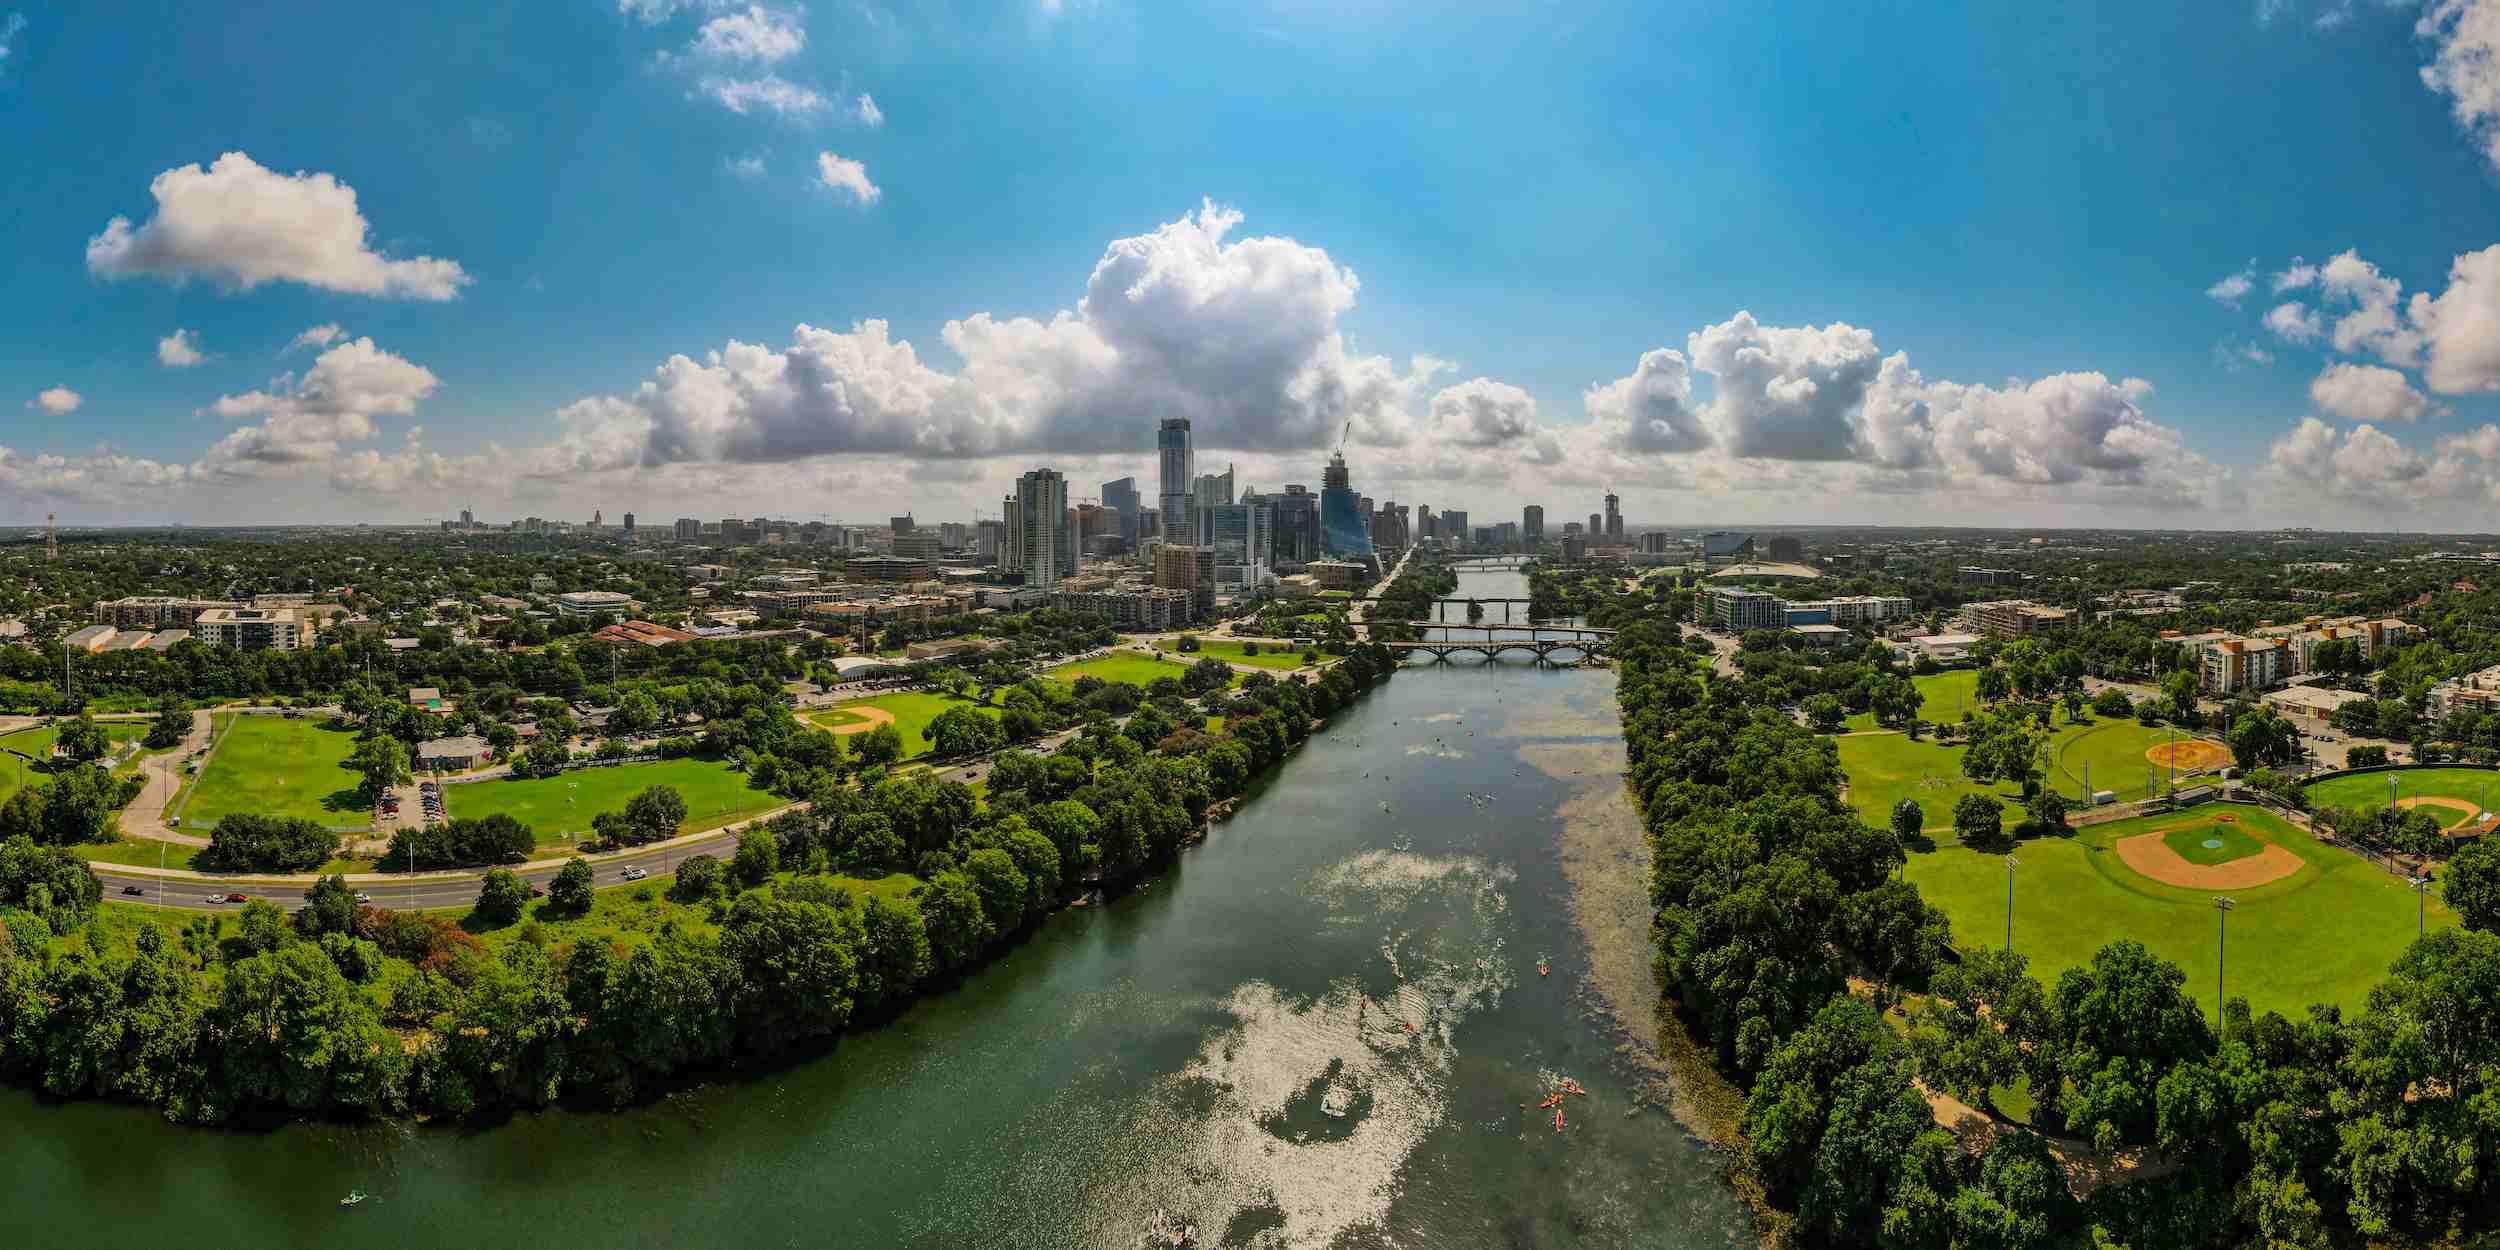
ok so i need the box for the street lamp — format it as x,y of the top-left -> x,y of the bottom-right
2212,896 -> 2236,1023
2004,854 -> 2020,951
2408,875 -> 2432,939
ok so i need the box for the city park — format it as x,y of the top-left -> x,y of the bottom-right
1832,669 -> 2468,1018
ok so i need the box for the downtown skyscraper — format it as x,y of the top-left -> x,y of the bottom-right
1158,418 -> 1193,547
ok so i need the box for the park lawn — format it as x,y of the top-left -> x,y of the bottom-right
1153,637 -> 1309,670
1043,652 -> 1204,688
1904,805 -> 2451,1019
445,757 -> 781,845
2306,767 -> 2500,817
1842,669 -> 1985,732
1840,716 -> 2226,840
174,714 -> 369,830
1837,731 -> 2029,842
0,723 -> 156,805
2045,718 -> 2221,804
810,691 -> 1001,760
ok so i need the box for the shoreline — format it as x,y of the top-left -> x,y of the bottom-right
1532,724 -> 1793,1247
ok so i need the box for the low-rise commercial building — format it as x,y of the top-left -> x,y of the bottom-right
593,620 -> 699,647
1899,632 -> 1982,664
65,625 -> 117,653
416,736 -> 491,771
554,590 -> 639,618
2431,663 -> 2500,725
92,596 -> 247,628
1790,623 -> 1851,648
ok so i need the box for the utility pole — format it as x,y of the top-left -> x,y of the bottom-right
2212,896 -> 2235,1023
2409,875 -> 2431,939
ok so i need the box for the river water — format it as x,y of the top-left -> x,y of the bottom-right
2,564 -> 1749,1250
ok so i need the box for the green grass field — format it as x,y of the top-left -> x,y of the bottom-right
0,722 -> 156,807
173,714 -> 367,830
1839,716 -> 2227,840
1153,637 -> 1310,670
1843,669 -> 1984,731
806,690 -> 1003,760
2305,767 -> 2500,818
1905,804 -> 2451,1018
1045,652 -> 1229,688
444,757 -> 781,844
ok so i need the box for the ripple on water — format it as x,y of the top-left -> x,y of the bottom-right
1080,851 -> 1515,1248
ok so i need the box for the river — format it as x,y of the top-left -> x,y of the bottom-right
1,563 -> 1750,1250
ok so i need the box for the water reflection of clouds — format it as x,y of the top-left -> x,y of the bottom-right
1104,851 -> 1513,1247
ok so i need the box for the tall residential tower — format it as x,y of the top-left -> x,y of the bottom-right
1157,418 -> 1194,547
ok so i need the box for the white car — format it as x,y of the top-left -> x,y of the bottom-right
354,891 -> 372,904
621,867 -> 648,882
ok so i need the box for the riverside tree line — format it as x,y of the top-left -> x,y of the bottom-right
1608,614 -> 2500,1249
0,645 -> 1402,1123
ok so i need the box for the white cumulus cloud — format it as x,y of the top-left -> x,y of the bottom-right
2309,362 -> 2433,422
854,92 -> 884,127
31,386 -> 81,416
85,152 -> 471,300
157,328 -> 205,368
197,338 -> 436,474
2410,242 -> 2500,392
283,323 -> 345,355
2264,301 -> 2325,343
815,151 -> 880,204
700,74 -> 826,117
693,5 -> 802,61
2420,0 -> 2500,171
2205,267 -> 2254,307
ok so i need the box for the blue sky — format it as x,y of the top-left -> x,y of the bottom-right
10,0 -> 2500,529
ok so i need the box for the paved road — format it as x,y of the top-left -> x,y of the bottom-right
94,809 -> 785,913
117,709 -> 215,846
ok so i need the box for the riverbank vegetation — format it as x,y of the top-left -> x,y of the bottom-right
0,644 -> 1403,1126
1604,594 -> 2500,1248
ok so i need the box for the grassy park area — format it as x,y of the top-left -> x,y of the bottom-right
1904,804 -> 2449,1018
1044,652 -> 1224,688
173,713 -> 366,830
1838,714 -> 2228,840
804,691 -> 1002,760
1842,668 -> 1983,731
444,757 -> 780,844
1152,637 -> 1310,670
2306,767 -> 2500,822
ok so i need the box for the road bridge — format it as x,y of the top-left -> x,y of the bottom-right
1347,620 -> 1615,639
1383,638 -> 1609,666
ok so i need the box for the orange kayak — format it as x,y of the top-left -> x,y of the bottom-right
1552,1108 -> 1566,1133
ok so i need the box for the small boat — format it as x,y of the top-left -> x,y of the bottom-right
339,1192 -> 368,1208
1552,1107 -> 1566,1133
1537,959 -> 1549,977
1538,1092 -> 1563,1110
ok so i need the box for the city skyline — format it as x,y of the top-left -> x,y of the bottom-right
20,3 -> 2500,531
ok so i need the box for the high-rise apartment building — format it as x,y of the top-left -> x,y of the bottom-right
1016,468 -> 1074,589
1604,493 -> 1622,541
890,514 -> 915,534
999,494 -> 1024,576
1158,418 -> 1194,546
1440,509 -> 1469,552
674,517 -> 702,541
1269,486 -> 1320,564
621,512 -> 635,537
1522,505 -> 1544,546
1190,466 -> 1235,553
1588,512 -> 1602,537
976,519 -> 1004,560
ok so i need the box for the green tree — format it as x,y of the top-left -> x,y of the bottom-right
297,874 -> 360,938
854,723 -> 905,769
55,712 -> 109,764
1953,792 -> 2005,848
730,826 -> 780,888
37,765 -> 121,846
2023,788 -> 2070,835
474,868 -> 531,926
961,846 -> 1030,935
2444,836 -> 2500,932
1802,694 -> 1845,733
669,852 -> 723,902
144,697 -> 191,749
2161,668 -> 2202,721
549,857 -> 595,915
623,785 -> 687,842
722,893 -> 860,1055
236,898 -> 289,953
924,706 -> 1003,757
2228,707 -> 2300,770
1976,666 -> 2011,703
2091,687 -> 2132,718
350,733 -> 412,798
919,869 -> 995,971
2047,940 -> 2213,1152
1961,708 -> 2046,794
1890,797 -> 1924,846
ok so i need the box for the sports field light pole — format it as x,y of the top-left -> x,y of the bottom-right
2211,896 -> 2235,1023
2408,875 -> 2431,939
2003,854 -> 2020,952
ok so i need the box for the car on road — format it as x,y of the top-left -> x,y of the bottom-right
621,867 -> 648,882
353,891 -> 372,903
224,893 -> 250,903
203,894 -> 224,905
121,885 -> 144,896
